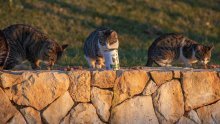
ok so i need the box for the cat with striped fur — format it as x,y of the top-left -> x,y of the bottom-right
0,24 -> 68,70
146,33 -> 213,67
0,30 -> 9,69
83,27 -> 119,69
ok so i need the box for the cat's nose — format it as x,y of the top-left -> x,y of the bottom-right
201,59 -> 209,64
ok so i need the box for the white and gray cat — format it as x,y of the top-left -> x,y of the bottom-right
83,27 -> 119,68
146,33 -> 214,67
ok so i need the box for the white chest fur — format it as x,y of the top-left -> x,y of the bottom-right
98,40 -> 119,55
178,47 -> 198,66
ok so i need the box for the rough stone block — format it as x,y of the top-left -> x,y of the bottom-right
142,80 -> 158,96
91,87 -> 113,122
110,96 -> 159,124
0,88 -> 19,123
10,71 -> 69,110
68,71 -> 91,102
42,91 -> 74,124
152,80 -> 184,124
20,107 -> 42,124
197,100 -> 220,124
112,70 -> 149,106
64,103 -> 104,124
182,71 -> 220,111
150,71 -> 173,86
92,70 -> 116,88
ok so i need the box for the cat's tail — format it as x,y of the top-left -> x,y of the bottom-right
146,58 -> 154,67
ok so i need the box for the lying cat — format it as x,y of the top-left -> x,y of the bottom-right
0,24 -> 68,70
146,33 -> 213,67
83,27 -> 119,68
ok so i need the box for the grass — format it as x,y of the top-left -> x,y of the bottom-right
0,0 -> 219,67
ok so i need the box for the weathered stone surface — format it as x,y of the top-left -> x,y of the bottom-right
197,100 -> 220,124
152,80 -> 184,124
10,71 -> 70,110
110,96 -> 159,124
186,110 -> 201,124
7,112 -> 26,124
182,71 -> 220,111
92,70 -> 116,88
0,72 -> 22,88
42,91 -> 74,124
112,70 -> 149,106
177,116 -> 196,124
66,103 -> 104,124
60,114 -> 70,124
20,107 -> 42,124
0,88 -> 19,123
68,71 -> 91,102
150,71 -> 173,86
91,87 -> 113,122
4,88 -> 13,100
142,80 -> 158,96
173,70 -> 181,78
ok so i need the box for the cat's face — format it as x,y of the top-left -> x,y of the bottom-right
42,41 -> 68,68
195,44 -> 214,65
98,30 -> 119,51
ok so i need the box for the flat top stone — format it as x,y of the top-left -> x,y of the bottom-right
0,67 -> 219,74
92,70 -> 116,88
150,70 -> 173,86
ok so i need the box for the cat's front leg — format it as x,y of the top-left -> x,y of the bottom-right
95,57 -> 105,69
31,60 -> 41,70
85,56 -> 96,69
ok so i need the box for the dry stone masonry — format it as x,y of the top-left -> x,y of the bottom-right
0,68 -> 220,124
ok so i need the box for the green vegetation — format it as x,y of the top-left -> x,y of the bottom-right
0,0 -> 220,67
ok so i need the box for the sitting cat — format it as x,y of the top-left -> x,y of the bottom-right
1,24 -> 68,70
83,27 -> 119,68
146,33 -> 214,67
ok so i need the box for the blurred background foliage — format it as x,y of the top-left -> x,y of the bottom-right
0,0 -> 219,67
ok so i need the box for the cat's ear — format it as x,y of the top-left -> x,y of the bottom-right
110,31 -> 117,37
99,30 -> 111,37
196,45 -> 204,51
61,44 -> 68,50
104,30 -> 112,36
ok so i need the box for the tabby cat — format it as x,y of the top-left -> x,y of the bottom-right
146,33 -> 214,67
0,30 -> 9,69
83,27 -> 119,68
0,24 -> 68,70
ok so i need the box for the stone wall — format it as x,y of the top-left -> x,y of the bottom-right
0,68 -> 220,124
